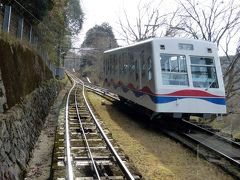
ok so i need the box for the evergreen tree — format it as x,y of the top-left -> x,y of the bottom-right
81,23 -> 118,49
66,0 -> 84,35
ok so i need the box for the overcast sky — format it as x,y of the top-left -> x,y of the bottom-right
74,0 -> 123,45
75,0 -> 238,55
75,0 -> 177,46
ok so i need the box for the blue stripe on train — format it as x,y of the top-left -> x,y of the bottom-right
117,85 -> 226,105
150,96 -> 226,105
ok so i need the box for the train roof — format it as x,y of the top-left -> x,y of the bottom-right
104,37 -> 216,53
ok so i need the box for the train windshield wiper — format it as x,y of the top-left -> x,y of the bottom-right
205,76 -> 216,91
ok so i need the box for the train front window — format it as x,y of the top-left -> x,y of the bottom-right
160,54 -> 188,86
190,56 -> 219,88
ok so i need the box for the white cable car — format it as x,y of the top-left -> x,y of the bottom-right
103,37 -> 226,118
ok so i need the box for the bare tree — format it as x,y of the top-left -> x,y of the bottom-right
176,0 -> 240,45
164,8 -> 183,37
223,40 -> 240,100
175,0 -> 240,100
117,0 -> 169,44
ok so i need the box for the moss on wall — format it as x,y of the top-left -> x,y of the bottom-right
0,37 -> 53,108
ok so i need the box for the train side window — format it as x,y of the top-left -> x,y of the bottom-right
112,55 -> 115,74
108,55 -> 110,74
148,56 -> 152,80
121,59 -> 124,74
119,54 -> 123,74
190,56 -> 218,88
106,58 -> 108,75
123,58 -> 127,74
109,57 -> 111,74
107,58 -> 109,75
110,55 -> 112,74
103,58 -> 106,75
135,60 -> 138,81
123,52 -> 127,74
160,54 -> 188,86
141,50 -> 146,78
113,55 -> 117,75
115,55 -> 118,74
129,53 -> 135,75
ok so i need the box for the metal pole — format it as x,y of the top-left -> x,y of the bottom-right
3,5 -> 11,33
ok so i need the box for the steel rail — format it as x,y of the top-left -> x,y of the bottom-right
67,71 -> 119,101
182,133 -> 240,167
179,120 -> 240,167
74,87 -> 101,179
182,119 -> 240,146
84,83 -> 120,101
160,118 -> 240,172
65,80 -> 76,180
78,79 -> 135,180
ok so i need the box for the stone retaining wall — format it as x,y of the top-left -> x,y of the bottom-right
0,79 -> 62,179
0,37 -> 53,109
0,69 -> 7,112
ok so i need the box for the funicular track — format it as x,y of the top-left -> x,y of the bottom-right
65,73 -> 240,178
160,118 -> 240,178
77,76 -> 240,179
51,76 -> 140,179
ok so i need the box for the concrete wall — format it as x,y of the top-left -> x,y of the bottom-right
0,79 -> 62,179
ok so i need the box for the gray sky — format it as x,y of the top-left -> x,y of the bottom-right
76,0 -> 177,45
75,0 -> 239,55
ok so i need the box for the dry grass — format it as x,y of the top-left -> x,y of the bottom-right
210,114 -> 240,140
87,92 -> 233,180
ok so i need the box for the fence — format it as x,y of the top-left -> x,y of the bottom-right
0,2 -> 64,79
